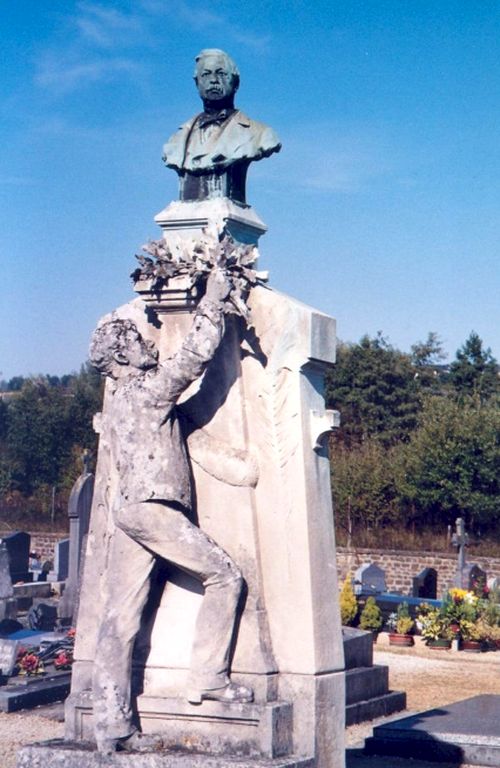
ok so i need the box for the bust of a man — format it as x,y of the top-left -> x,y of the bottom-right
162,49 -> 281,205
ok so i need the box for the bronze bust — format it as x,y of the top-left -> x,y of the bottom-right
162,49 -> 281,204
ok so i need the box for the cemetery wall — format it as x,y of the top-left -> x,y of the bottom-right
3,533 -> 500,595
337,547 -> 500,595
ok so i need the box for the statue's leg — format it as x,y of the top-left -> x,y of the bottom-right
117,501 -> 245,699
92,525 -> 155,749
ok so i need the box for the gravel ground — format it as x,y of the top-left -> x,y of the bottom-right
3,644 -> 500,768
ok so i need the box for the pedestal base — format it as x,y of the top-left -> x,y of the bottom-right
66,691 -> 293,759
17,741 -> 315,768
154,199 -> 267,245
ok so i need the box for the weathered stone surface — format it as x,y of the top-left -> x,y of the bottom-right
70,274 -> 344,767
67,691 -> 293,759
17,740 -> 315,768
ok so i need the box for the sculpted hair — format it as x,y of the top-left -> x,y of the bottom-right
89,318 -> 138,375
194,48 -> 240,82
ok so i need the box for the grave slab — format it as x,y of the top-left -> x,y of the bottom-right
365,694 -> 500,765
0,670 -> 71,712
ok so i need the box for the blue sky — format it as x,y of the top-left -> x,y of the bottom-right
1,1 -> 499,378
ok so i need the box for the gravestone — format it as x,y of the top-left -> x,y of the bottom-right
0,541 -> 17,622
412,567 -> 437,600
462,563 -> 487,592
53,539 -> 70,581
353,563 -> 386,596
58,464 -> 94,625
2,532 -> 32,584
0,542 -> 14,600
0,638 -> 18,677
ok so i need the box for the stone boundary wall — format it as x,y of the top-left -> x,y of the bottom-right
2,533 -> 500,593
0,531 -> 66,562
336,547 -> 500,595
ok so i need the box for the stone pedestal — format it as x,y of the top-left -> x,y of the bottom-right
154,199 -> 267,245
62,200 -> 345,768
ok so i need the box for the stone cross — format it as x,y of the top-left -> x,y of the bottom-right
451,517 -> 469,572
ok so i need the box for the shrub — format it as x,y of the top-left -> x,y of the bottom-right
359,597 -> 382,632
340,576 -> 358,626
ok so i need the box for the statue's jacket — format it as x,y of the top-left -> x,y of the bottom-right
103,300 -> 223,510
162,110 -> 281,173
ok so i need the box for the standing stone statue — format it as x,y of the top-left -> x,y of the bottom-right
88,268 -> 252,754
162,48 -> 281,204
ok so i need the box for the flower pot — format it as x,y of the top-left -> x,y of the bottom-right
427,638 -> 452,650
389,633 -> 414,647
460,640 -> 483,653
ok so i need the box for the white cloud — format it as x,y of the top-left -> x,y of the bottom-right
35,54 -> 140,93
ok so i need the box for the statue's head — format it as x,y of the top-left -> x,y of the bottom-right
194,49 -> 239,104
89,319 -> 158,378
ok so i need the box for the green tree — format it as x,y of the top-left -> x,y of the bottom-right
449,331 -> 498,399
399,396 -> 500,531
326,334 -> 419,447
331,440 -> 402,536
411,332 -> 448,394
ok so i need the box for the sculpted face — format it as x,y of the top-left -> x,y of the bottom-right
115,329 -> 158,373
195,54 -> 237,103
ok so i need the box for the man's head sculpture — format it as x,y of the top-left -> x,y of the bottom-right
162,49 -> 281,204
193,49 -> 240,108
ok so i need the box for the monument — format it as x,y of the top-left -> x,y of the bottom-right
19,49 -> 345,768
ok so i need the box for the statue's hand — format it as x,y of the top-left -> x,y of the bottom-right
205,267 -> 232,304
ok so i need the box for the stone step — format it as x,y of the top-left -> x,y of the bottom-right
345,664 -> 388,705
343,627 -> 373,670
345,690 -> 407,727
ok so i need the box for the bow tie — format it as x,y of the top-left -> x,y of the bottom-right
197,109 -> 235,129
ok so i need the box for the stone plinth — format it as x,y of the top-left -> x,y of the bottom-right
154,199 -> 267,245
18,741 -> 315,768
66,691 -> 293,759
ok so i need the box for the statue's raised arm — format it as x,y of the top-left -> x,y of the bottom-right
162,49 -> 281,205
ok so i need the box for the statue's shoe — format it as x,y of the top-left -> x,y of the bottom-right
187,681 -> 254,705
96,730 -> 163,754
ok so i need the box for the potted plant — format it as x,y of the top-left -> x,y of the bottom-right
459,619 -> 483,652
359,596 -> 383,641
388,602 -> 415,647
417,604 -> 453,649
474,618 -> 500,651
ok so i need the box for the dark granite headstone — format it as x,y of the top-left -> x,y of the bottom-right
54,538 -> 69,581
2,532 -> 32,584
27,603 -> 58,632
412,567 -> 437,599
353,563 -> 386,596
